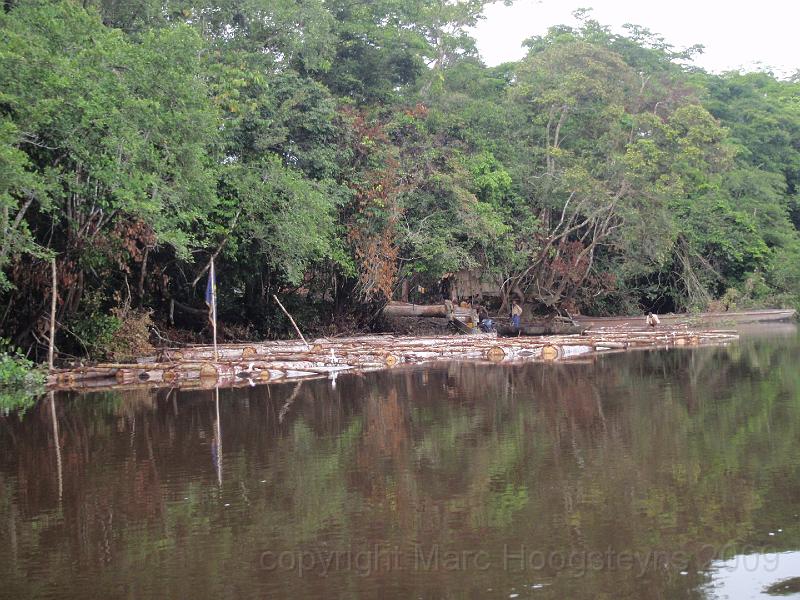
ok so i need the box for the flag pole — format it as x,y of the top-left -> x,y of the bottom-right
49,257 -> 57,370
211,258 -> 218,362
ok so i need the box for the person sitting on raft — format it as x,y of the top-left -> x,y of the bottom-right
477,305 -> 494,332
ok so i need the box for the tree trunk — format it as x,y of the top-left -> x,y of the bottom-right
400,279 -> 409,303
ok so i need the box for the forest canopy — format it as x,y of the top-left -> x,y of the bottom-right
1,0 -> 798,359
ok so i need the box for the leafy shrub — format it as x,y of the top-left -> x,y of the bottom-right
67,307 -> 156,362
0,339 -> 45,413
68,312 -> 122,360
0,339 -> 43,387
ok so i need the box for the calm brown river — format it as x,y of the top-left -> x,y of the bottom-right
2,325 -> 800,599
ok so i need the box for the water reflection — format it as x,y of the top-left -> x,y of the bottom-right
212,387 -> 222,486
0,326 -> 799,599
706,552 -> 800,599
49,390 -> 63,504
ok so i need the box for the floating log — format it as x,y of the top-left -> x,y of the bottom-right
147,341 -> 313,363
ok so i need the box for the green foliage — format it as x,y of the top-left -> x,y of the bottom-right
0,119 -> 45,290
0,339 -> 45,412
68,313 -> 122,361
221,156 -> 341,285
1,0 -> 799,357
0,339 -> 43,388
468,151 -> 513,205
62,291 -> 123,360
0,2 -> 218,256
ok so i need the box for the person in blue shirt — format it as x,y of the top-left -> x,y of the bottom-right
511,301 -> 523,329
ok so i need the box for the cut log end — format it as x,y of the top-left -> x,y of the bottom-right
487,346 -> 506,362
58,373 -> 76,386
541,345 -> 560,361
199,363 -> 218,379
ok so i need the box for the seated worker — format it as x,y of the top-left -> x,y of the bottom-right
476,305 -> 493,332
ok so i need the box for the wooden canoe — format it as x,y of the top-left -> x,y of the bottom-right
496,322 -> 586,337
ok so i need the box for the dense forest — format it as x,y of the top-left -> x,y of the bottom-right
1,0 -> 799,362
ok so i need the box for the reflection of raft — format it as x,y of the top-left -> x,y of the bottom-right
47,329 -> 740,392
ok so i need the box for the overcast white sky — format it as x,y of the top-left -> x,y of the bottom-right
472,0 -> 800,77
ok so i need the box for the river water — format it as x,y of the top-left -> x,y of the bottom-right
1,325 -> 799,599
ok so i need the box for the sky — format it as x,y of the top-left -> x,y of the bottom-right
472,0 -> 800,77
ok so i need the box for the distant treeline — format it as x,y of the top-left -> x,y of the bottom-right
1,0 -> 798,359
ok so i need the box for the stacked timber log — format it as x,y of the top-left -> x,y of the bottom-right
382,300 -> 480,334
382,301 -> 476,319
46,328 -> 739,392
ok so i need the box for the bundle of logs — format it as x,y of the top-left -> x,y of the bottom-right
46,328 -> 739,392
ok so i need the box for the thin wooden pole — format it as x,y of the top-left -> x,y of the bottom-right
272,294 -> 310,350
49,258 -> 57,370
210,258 -> 218,362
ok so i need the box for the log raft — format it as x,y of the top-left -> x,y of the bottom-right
47,328 -> 739,392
